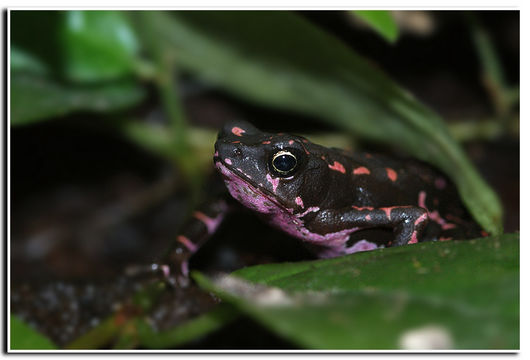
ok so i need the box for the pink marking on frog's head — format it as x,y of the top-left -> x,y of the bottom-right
214,151 -> 219,157
295,196 -> 304,207
435,177 -> 447,190
328,161 -> 346,174
231,127 -> 245,136
288,139 -> 295,145
353,166 -> 370,175
385,168 -> 397,182
224,158 -> 232,165
266,173 -> 279,193
216,161 -> 282,215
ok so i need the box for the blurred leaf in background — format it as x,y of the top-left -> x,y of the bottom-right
10,74 -> 146,126
350,10 -> 400,43
137,11 -> 503,235
62,11 -> 141,82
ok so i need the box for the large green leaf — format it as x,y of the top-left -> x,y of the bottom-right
195,234 -> 519,349
351,10 -> 399,43
10,74 -> 146,125
135,11 -> 502,235
10,315 -> 57,350
62,11 -> 140,82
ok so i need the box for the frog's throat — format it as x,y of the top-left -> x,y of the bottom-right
215,161 -> 289,214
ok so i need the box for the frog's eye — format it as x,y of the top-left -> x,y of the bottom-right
271,150 -> 298,177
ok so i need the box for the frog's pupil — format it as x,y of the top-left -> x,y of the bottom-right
273,153 -> 296,173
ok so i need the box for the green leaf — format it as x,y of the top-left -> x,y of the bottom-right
196,234 -> 519,349
10,46 -> 48,74
10,315 -> 57,350
134,11 -> 502,235
62,11 -> 140,82
351,10 -> 399,43
137,304 -> 239,348
10,73 -> 146,126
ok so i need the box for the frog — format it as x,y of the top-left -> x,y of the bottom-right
159,120 -> 484,286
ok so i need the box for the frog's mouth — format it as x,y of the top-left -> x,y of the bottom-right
214,160 -> 288,215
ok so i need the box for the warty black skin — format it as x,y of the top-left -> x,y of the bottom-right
158,120 -> 482,286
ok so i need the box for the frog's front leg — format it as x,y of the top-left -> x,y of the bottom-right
312,205 -> 428,247
157,198 -> 231,287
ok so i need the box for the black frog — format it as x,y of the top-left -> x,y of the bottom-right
159,121 -> 483,285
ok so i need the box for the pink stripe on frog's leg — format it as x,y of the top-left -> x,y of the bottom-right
177,235 -> 198,253
408,213 -> 428,244
180,261 -> 189,277
295,196 -> 304,207
193,211 -> 224,235
380,207 -> 395,220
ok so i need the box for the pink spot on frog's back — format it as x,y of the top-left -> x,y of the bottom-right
262,140 -> 271,144
288,140 -> 295,145
328,161 -> 346,174
365,214 -> 371,220
231,127 -> 245,136
352,206 -> 374,211
385,168 -> 397,182
380,207 -> 394,220
353,166 -> 370,175
295,196 -> 304,207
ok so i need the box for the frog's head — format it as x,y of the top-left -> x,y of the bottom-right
214,121 -> 328,215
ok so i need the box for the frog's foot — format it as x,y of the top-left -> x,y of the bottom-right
391,207 -> 429,247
